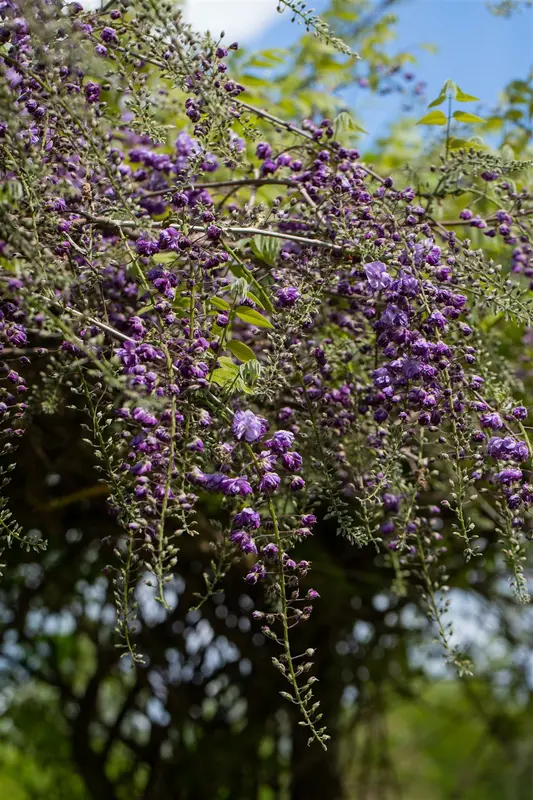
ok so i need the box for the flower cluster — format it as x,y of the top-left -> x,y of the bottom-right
1,0 -> 533,746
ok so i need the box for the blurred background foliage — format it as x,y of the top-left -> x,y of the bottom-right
1,1 -> 533,798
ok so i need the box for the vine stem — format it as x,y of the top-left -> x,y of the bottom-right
243,443 -> 327,750
445,93 -> 453,161
80,373 -> 139,662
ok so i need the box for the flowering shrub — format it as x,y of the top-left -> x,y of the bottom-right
1,0 -> 533,750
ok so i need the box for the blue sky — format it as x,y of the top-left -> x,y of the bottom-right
187,0 -> 533,142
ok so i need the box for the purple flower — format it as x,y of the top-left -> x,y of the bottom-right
132,407 -> 158,427
481,412 -> 503,430
262,543 -> 279,558
245,563 -> 266,584
136,237 -> 159,257
175,131 -> 199,157
301,514 -> 317,526
232,409 -> 268,443
6,67 -> 22,88
233,507 -> 261,529
101,27 -> 118,43
256,142 -> 272,160
513,406 -> 528,420
495,467 -> 523,484
514,441 -> 530,462
276,287 -> 300,308
259,472 -> 280,493
231,530 -> 257,554
383,493 -> 400,512
6,324 -> 27,346
266,430 -> 295,453
290,476 -> 305,491
364,261 -> 392,291
281,451 -> 303,472
85,81 -> 101,103
372,367 -> 391,388
429,310 -> 446,329
487,436 -> 528,462
220,476 -> 253,496
379,304 -> 408,329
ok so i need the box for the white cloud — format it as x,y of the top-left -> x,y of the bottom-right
82,1 -> 280,44
183,0 -> 279,43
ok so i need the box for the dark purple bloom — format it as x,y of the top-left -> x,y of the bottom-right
256,142 -> 272,160
233,507 -> 261,529
281,451 -> 303,472
266,430 -> 295,453
276,287 -> 300,308
383,493 -> 400,513
495,467 -> 522,484
290,476 -> 305,491
481,412 -> 503,430
132,407 -> 158,427
259,472 -> 280,493
136,237 -> 159,257
217,476 -> 252,496
85,81 -> 101,103
231,530 -> 257,554
101,27 -> 118,43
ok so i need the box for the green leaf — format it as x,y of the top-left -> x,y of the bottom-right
447,137 -> 487,151
211,358 -> 239,389
429,79 -> 457,107
235,306 -> 274,329
505,109 -> 523,121
136,304 -> 155,316
240,74 -> 271,88
455,87 -> 479,102
257,48 -> 287,63
417,110 -> 447,126
333,110 -> 368,138
427,91 -> 447,109
228,260 -> 247,280
226,340 -> 257,363
453,111 -> 485,124
218,356 -> 237,369
210,297 -> 230,311
250,234 -> 280,267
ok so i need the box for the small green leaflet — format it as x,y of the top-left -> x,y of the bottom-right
427,89 -> 448,109
236,306 -> 274,329
427,79 -> 457,108
226,340 -> 257,363
455,87 -> 479,102
427,80 -> 479,108
211,357 -> 254,395
333,110 -> 368,139
210,296 -> 231,311
447,137 -> 487,151
250,234 -> 280,268
417,110 -> 447,126
453,111 -> 485,124
211,356 -> 239,390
